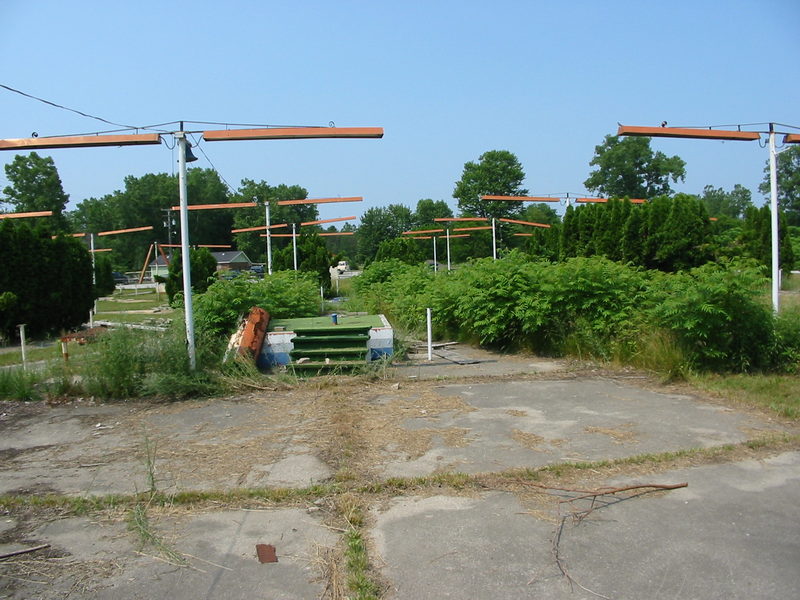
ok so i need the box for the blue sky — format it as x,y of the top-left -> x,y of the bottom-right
1,0 -> 798,222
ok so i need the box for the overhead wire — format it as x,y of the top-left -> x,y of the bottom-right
187,133 -> 238,196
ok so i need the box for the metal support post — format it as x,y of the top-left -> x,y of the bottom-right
769,124 -> 780,313
264,199 -> 273,275
446,228 -> 451,271
433,236 -> 438,272
491,218 -> 497,260
292,223 -> 298,271
177,129 -> 197,370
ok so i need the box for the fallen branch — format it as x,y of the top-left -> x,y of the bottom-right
550,482 -> 687,598
0,544 -> 50,560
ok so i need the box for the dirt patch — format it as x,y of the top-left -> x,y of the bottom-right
511,429 -> 546,450
584,423 -> 638,444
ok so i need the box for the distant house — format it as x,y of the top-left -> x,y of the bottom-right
211,250 -> 252,271
148,250 -> 253,280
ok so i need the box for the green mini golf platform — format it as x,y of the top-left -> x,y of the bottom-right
260,314 -> 393,373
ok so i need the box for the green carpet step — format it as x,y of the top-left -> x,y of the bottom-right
290,359 -> 365,372
292,334 -> 369,343
292,347 -> 367,357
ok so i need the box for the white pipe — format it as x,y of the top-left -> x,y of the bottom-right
433,236 -> 437,272
446,228 -> 451,271
491,217 -> 497,260
265,199 -> 273,275
426,308 -> 432,361
18,324 -> 27,371
292,223 -> 298,271
769,125 -> 780,313
177,131 -> 197,370
89,232 -> 95,327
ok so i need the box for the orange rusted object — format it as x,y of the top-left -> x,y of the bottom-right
232,223 -> 288,233
98,225 -> 153,236
784,134 -> 800,144
434,217 -> 489,222
170,202 -> 258,211
498,218 -> 550,228
60,326 -> 108,345
617,125 -> 760,141
453,226 -> 492,232
301,216 -> 356,226
402,228 -> 445,235
277,197 -> 363,206
0,210 -> 53,219
0,133 -> 161,151
481,195 -> 560,202
238,307 -> 270,359
203,127 -> 383,142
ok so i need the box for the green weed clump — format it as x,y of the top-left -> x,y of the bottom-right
0,367 -> 41,401
82,324 -> 223,400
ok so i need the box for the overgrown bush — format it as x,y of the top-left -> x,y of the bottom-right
83,324 -> 221,400
645,260 -> 774,371
193,270 -> 320,339
350,252 -> 799,374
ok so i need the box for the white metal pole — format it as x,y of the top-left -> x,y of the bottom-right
769,125 -> 780,313
292,223 -> 298,271
89,233 -> 96,327
491,217 -> 497,260
446,228 -> 451,271
177,131 -> 197,370
433,236 -> 437,272
18,324 -> 27,371
426,308 -> 432,361
264,199 -> 273,276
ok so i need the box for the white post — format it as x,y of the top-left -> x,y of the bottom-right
491,217 -> 497,260
426,308 -> 433,361
432,236 -> 438,272
769,124 -> 780,313
292,223 -> 298,271
446,228 -> 451,271
265,199 -> 273,276
177,130 -> 197,370
89,233 -> 96,327
18,324 -> 27,371
320,285 -> 325,313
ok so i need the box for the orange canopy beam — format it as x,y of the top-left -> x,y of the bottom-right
267,233 -> 296,238
448,234 -> 472,238
90,248 -> 113,252
402,228 -> 445,235
576,197 -> 608,203
160,243 -> 232,248
277,196 -> 362,206
784,134 -> 800,144
481,195 -> 560,202
434,217 -> 488,222
170,202 -> 258,211
513,233 -> 534,237
453,226 -> 492,232
617,125 -> 760,142
231,223 -> 288,234
203,127 -> 383,142
97,225 -> 154,236
498,218 -> 550,228
301,216 -> 355,227
409,236 -> 432,240
0,210 -> 53,219
0,132 -> 162,151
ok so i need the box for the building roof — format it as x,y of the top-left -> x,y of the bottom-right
149,250 -> 251,268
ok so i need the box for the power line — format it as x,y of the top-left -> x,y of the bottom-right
0,82 -> 141,131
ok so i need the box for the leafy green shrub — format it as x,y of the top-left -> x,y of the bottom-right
645,260 -> 774,371
772,306 -> 800,372
194,270 -> 319,339
353,259 -> 409,294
